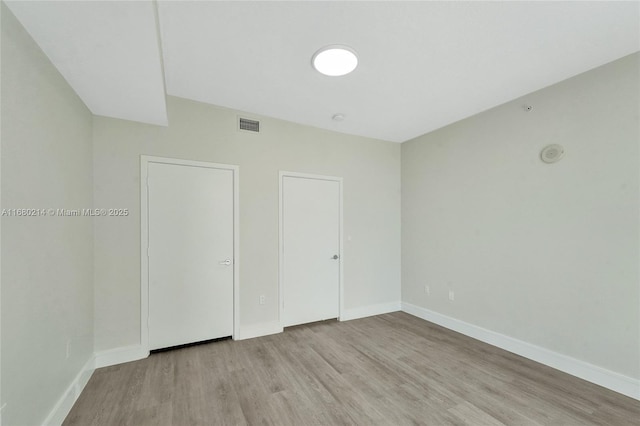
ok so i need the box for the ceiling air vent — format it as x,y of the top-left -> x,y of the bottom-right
238,117 -> 260,133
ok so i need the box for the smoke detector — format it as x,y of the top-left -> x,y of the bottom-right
540,144 -> 564,163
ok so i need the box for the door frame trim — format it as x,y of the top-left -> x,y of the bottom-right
278,171 -> 344,328
140,155 -> 240,353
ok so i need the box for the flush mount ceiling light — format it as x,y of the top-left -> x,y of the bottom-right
312,45 -> 358,76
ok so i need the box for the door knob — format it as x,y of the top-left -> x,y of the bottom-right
332,254 -> 339,260
219,259 -> 232,266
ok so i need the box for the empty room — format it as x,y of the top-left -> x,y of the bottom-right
1,1 -> 639,425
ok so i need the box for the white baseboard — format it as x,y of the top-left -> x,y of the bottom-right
42,356 -> 95,426
401,302 -> 640,401
43,345 -> 148,425
94,345 -> 149,369
43,303 -> 637,425
341,301 -> 401,321
236,321 -> 283,340
236,301 -> 403,339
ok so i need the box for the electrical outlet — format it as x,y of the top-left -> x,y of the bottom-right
259,295 -> 266,305
424,285 -> 430,295
448,290 -> 455,301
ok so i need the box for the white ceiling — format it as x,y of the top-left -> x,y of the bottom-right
6,1 -> 640,143
6,0 -> 168,126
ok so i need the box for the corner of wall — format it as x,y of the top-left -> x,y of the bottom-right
41,357 -> 95,426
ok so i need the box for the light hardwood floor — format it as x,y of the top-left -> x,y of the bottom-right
64,312 -> 639,425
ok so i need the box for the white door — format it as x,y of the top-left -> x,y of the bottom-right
282,175 -> 341,327
147,162 -> 234,350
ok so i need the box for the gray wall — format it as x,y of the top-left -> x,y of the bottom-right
93,97 -> 402,351
402,53 -> 639,379
1,3 -> 94,425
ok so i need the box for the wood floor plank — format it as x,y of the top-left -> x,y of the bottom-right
63,312 -> 640,425
448,401 -> 506,426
